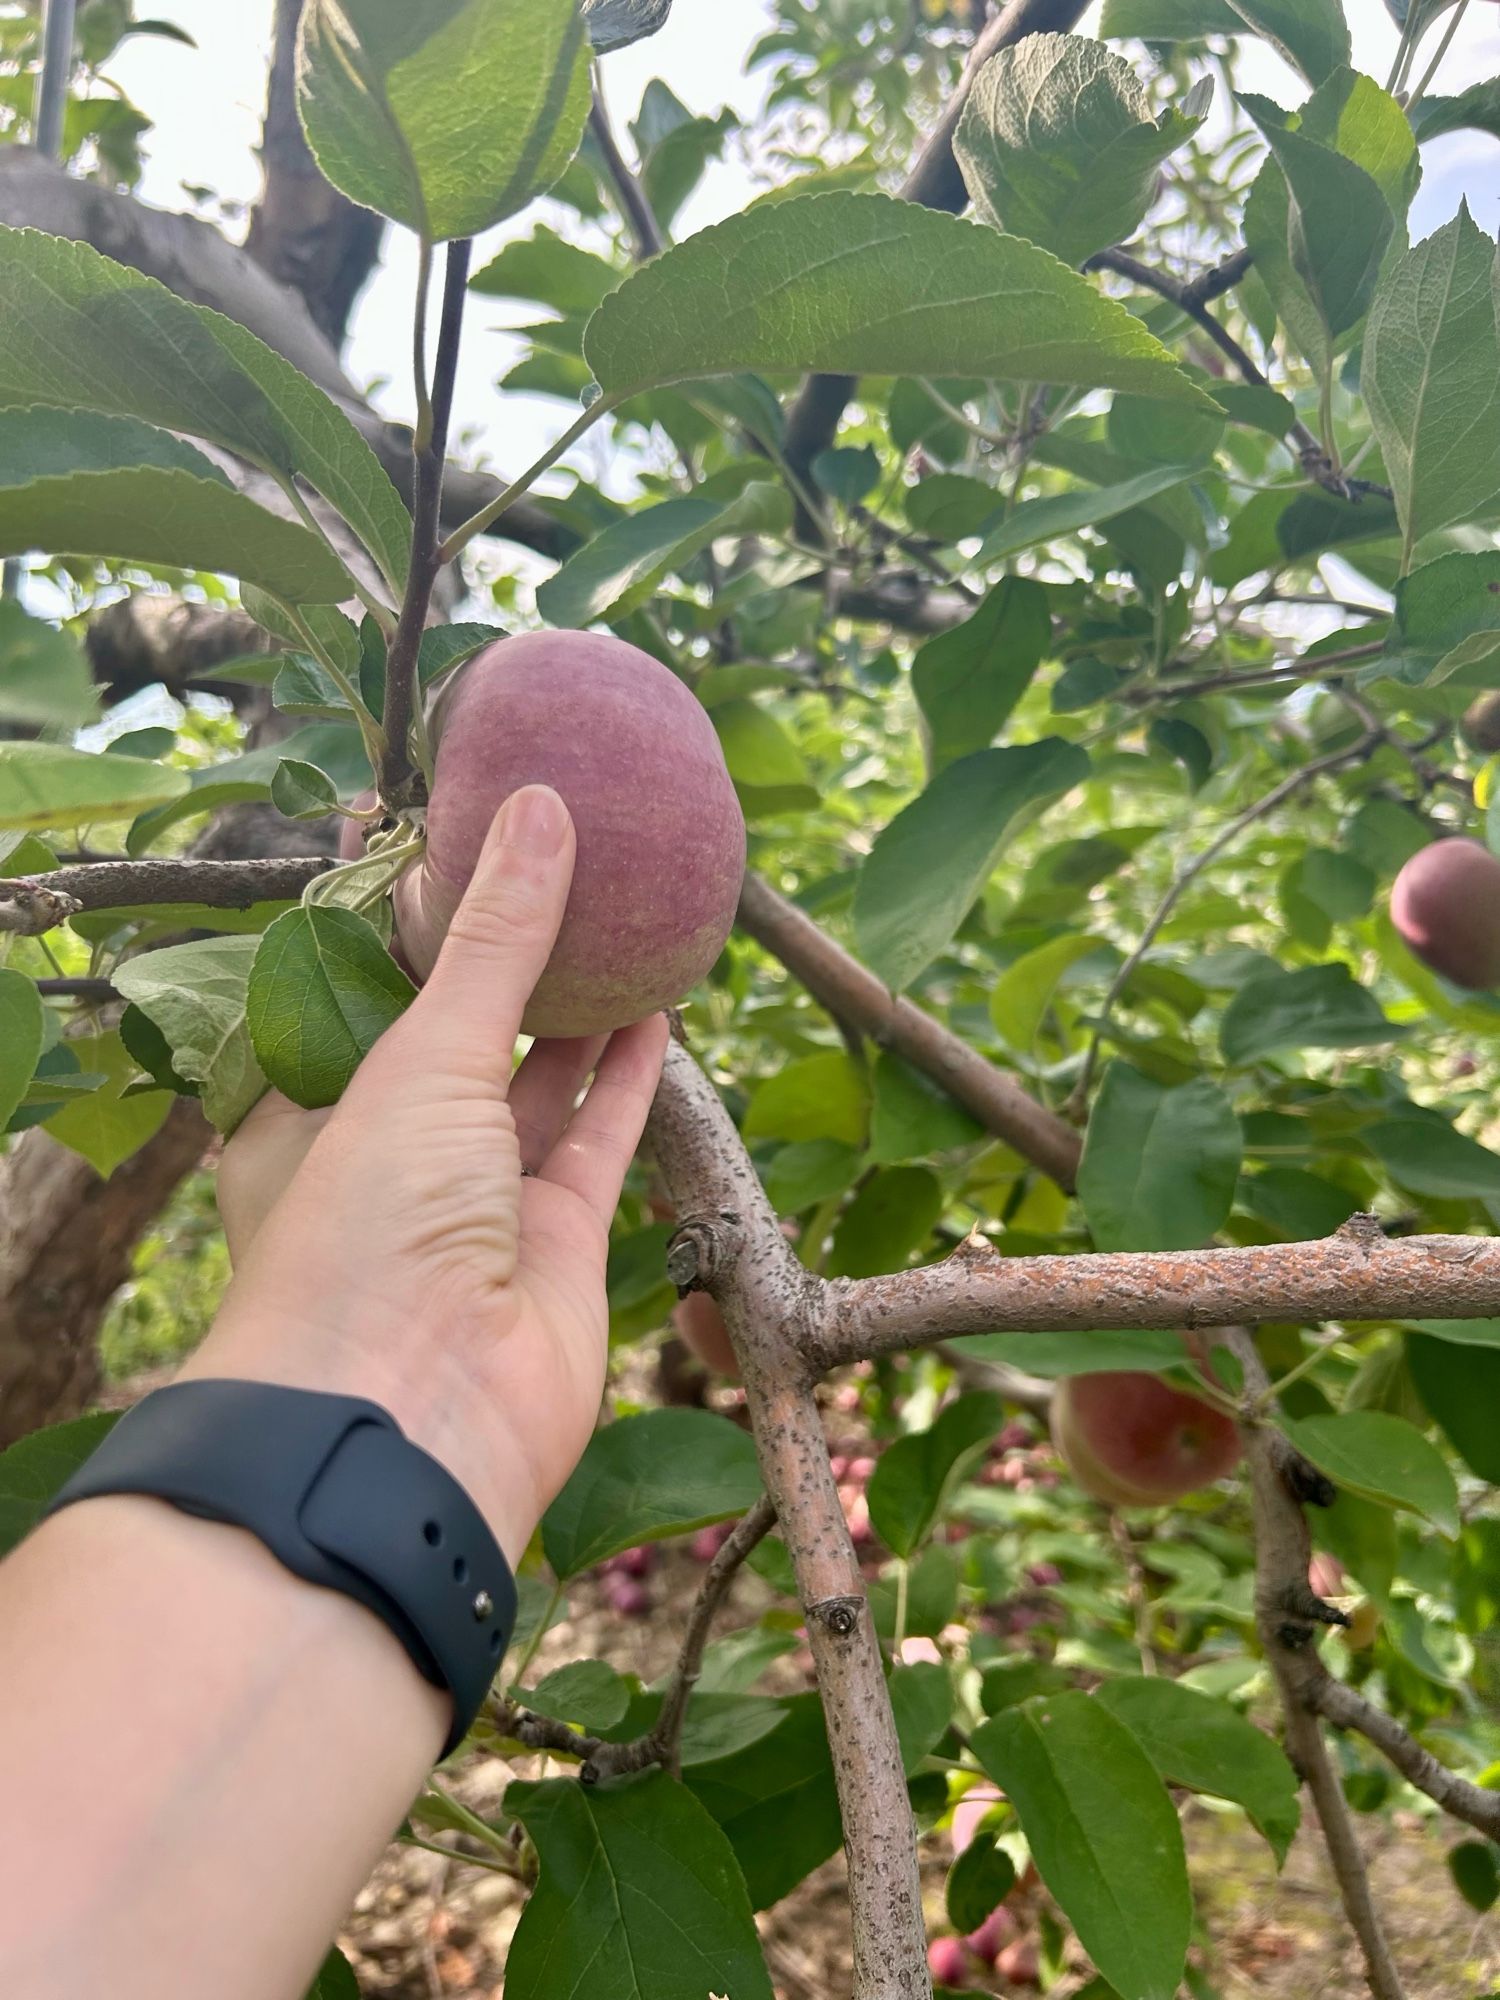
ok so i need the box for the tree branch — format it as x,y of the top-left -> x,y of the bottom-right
0,856 -> 333,934
1229,1330 -> 1408,2000
736,872 -> 1082,1190
781,0 -> 1091,482
647,1042 -> 927,2000
819,1216 -> 1500,1369
1313,1679 -> 1500,1840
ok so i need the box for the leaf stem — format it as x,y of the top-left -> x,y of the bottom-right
437,397 -> 614,564
1406,0 -> 1469,112
278,479 -> 397,637
279,598 -> 388,774
411,236 -> 435,454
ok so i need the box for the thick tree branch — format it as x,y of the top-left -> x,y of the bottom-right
1312,1680 -> 1500,1841
84,597 -> 267,703
781,0 -> 1090,482
737,872 -> 1082,1190
0,856 -> 333,934
820,1217 -> 1500,1368
648,1042 -> 928,2000
1229,1330 -> 1408,2000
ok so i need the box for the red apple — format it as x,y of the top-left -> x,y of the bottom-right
1051,1370 -> 1240,1506
393,630 -> 746,1034
965,1906 -> 1018,1964
1391,838 -> 1500,991
927,1937 -> 973,1989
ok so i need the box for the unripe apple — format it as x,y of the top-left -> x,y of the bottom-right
1051,1370 -> 1240,1506
1390,838 -> 1500,991
927,1937 -> 973,1989
393,631 -> 746,1034
1462,692 -> 1500,755
672,1289 -> 739,1376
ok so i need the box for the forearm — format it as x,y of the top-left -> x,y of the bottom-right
0,1495 -> 448,2000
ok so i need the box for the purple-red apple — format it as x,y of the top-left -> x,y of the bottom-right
1390,838 -> 1500,991
1051,1369 -> 1240,1506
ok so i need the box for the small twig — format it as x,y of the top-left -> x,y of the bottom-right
1122,641 -> 1385,707
588,72 -> 664,259
1312,1679 -> 1500,1841
1406,0 -> 1470,113
0,856 -> 334,935
1109,1514 -> 1157,1677
380,236 -> 471,807
1068,726 -> 1380,1109
33,976 -> 119,1003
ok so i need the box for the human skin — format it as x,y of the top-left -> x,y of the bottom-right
0,786 -> 668,2000
394,630 -> 747,1036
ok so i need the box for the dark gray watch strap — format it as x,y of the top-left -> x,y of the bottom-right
42,1379 -> 515,1758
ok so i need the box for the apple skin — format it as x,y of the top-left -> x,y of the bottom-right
1051,1370 -> 1241,1506
672,1289 -> 740,1376
927,1938 -> 973,1990
1390,838 -> 1500,991
392,631 -> 746,1035
1462,692 -> 1500,755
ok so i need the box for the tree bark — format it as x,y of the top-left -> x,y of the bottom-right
0,1100 -> 210,1447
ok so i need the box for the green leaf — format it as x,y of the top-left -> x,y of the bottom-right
537,484 -> 790,628
0,226 -> 410,592
764,1138 -> 861,1213
0,1411 -> 120,1559
1278,1411 -> 1459,1536
1410,79 -> 1500,146
1108,392 -> 1225,465
1406,1334 -> 1500,1485
1402,1317 -> 1500,1351
0,968 -> 45,1131
870,1050 -> 983,1163
1378,550 -> 1500,685
297,0 -> 590,242
302,1948 -> 360,2000
912,577 -> 1051,770
0,408 -> 351,602
0,599 -> 98,728
631,80 -> 739,233
581,0 -> 673,55
113,936 -> 266,1135
866,1392 -> 1005,1560
1100,0 -> 1241,34
469,223 -> 620,313
853,739 -> 1089,992
1448,1840 -> 1500,1915
1220,962 -> 1400,1063
955,32 -> 1211,267
827,1165 -> 944,1280
1226,0 -> 1350,85
1078,1062 -> 1241,1252
973,1692 -> 1190,2000
585,193 -> 1218,410
246,905 -> 415,1110
271,758 -> 341,822
946,1835 -> 1018,1935
1363,1117 -> 1500,1201
712,698 -> 817,814
504,1770 -> 773,2000
743,1052 -> 869,1148
514,1659 -> 632,1732
43,1028 -> 172,1176
958,1329 -> 1188,1377
990,932 -> 1113,1049
973,463 -> 1200,567
541,1408 -> 762,1580
1364,206 -> 1500,569
1095,1677 -> 1301,1864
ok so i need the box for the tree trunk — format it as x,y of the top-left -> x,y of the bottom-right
0,1100 -> 210,1447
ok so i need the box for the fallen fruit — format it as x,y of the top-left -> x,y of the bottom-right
1052,1368 -> 1241,1506
393,630 -> 746,1034
927,1937 -> 973,1989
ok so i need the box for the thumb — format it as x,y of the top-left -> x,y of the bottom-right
404,783 -> 576,1085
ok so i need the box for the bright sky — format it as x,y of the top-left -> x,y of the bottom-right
107,2 -> 1500,492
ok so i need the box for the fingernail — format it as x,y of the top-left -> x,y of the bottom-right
497,784 -> 570,857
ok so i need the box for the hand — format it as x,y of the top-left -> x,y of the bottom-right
191,784 -> 670,1560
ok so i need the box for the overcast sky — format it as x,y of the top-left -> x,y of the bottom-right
107,2 -> 1500,501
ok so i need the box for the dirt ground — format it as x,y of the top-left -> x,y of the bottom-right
337,1535 -> 1500,2000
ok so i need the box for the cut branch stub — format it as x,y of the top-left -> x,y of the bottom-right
666,1211 -> 740,1295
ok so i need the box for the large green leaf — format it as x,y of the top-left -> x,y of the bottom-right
0,408 -> 351,602
0,740 -> 189,832
1406,1334 -> 1500,1485
955,32 -> 1210,267
1279,1411 -> 1459,1536
973,1692 -> 1191,2000
1362,1117 -> 1500,1202
0,968 -> 45,1131
43,1028 -> 172,1176
246,905 -> 415,1109
743,1051 -> 869,1148
1099,0 -> 1241,34
504,1770 -> 773,2000
1377,549 -> 1500,686
1364,206 -> 1500,570
536,483 -> 789,628
1220,963 -> 1401,1063
0,226 -> 410,591
1226,0 -> 1349,85
1078,1062 -> 1241,1252
852,738 -> 1089,992
584,193 -> 1218,408
469,223 -> 621,313
826,1165 -> 944,1279
1410,79 -> 1500,146
114,936 -> 267,1135
866,1391 -> 1005,1559
0,1411 -> 119,1558
912,576 -> 1051,770
0,599 -> 98,728
1095,1677 -> 1301,1863
973,462 -> 1200,567
869,1050 -> 983,1162
541,1409 -> 762,1580
297,0 -> 590,241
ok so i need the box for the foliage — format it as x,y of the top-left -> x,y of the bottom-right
4,0 -> 1500,1995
